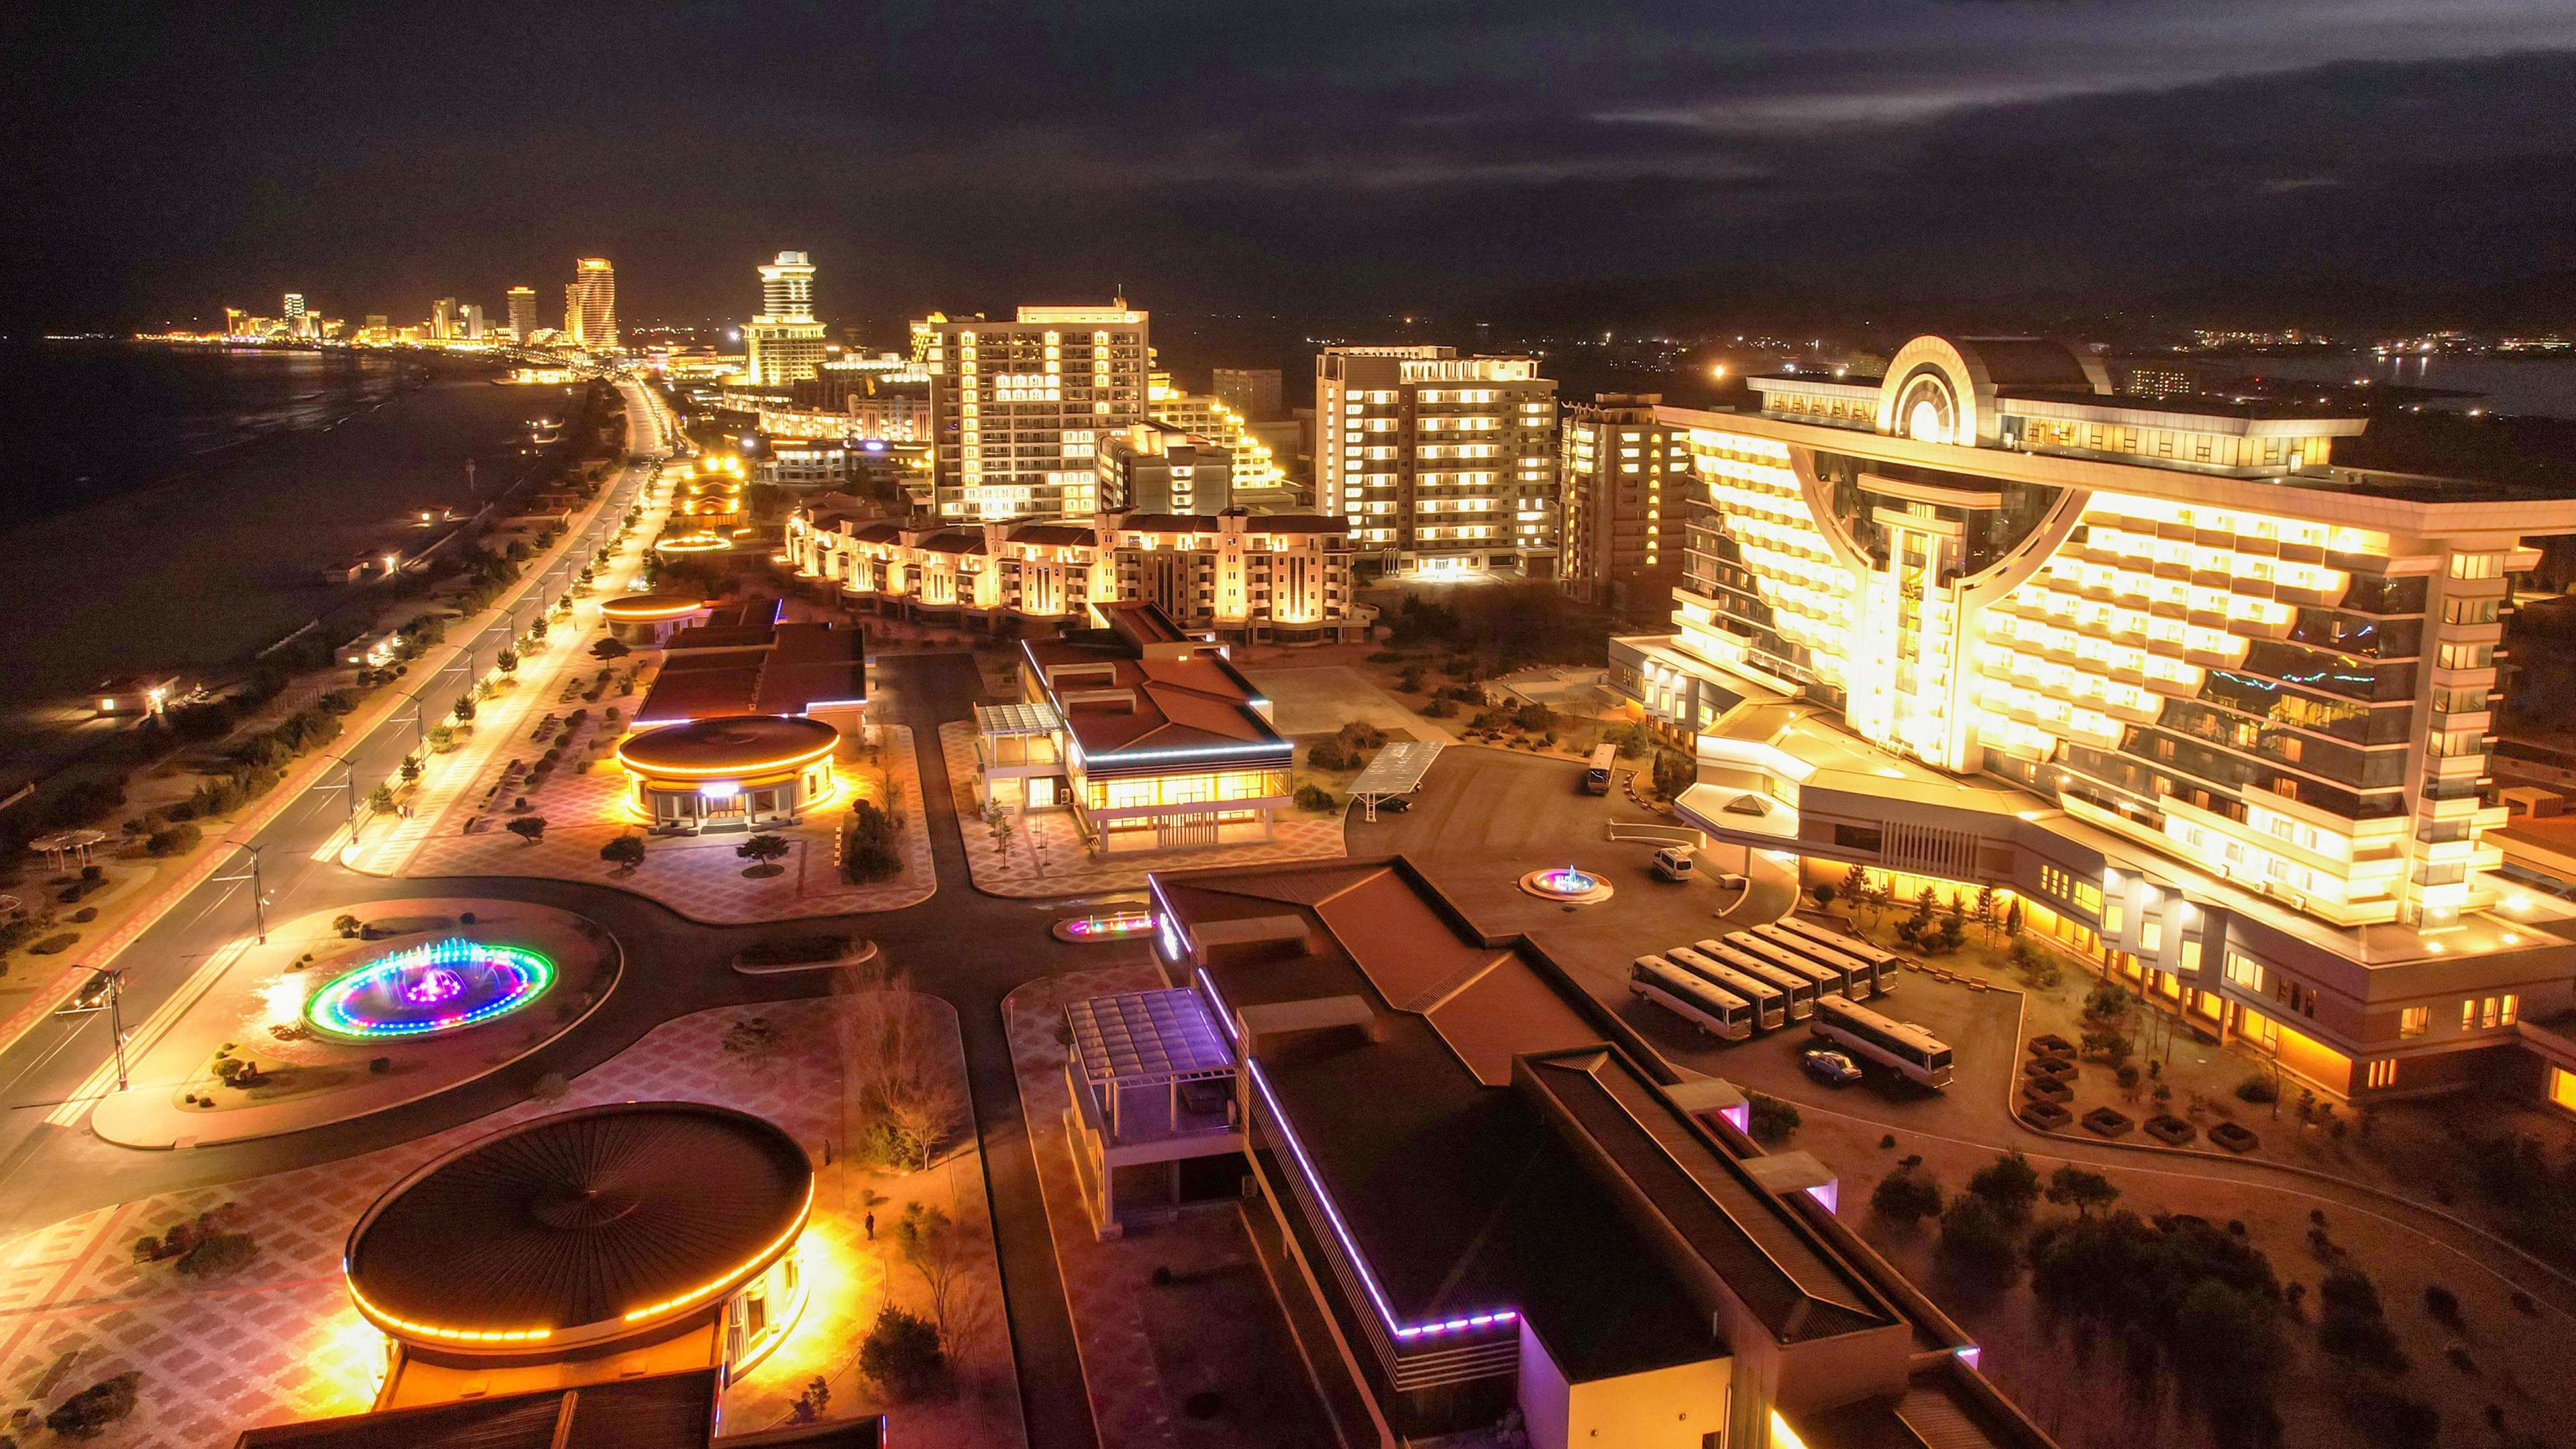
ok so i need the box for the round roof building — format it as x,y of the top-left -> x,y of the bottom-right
345,1102 -> 812,1359
615,716 -> 841,833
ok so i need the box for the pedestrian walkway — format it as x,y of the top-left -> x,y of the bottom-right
938,723 -> 1345,899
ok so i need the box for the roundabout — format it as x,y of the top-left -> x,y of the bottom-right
305,938 -> 559,1041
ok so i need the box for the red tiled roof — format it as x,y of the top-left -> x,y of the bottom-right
1022,637 -> 1282,761
636,621 -> 865,724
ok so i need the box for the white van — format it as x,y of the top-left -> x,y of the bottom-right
1652,845 -> 1696,881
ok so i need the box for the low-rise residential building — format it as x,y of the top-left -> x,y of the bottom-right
996,601 -> 1293,854
1097,420 -> 1232,512
755,437 -> 851,489
1611,332 -> 2576,1103
1095,854 -> 2055,1449
786,503 -> 1364,642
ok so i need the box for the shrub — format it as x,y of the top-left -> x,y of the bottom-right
1295,784 -> 1338,812
174,1232 -> 260,1278
2235,1074 -> 2280,1104
45,1371 -> 142,1440
2424,1284 -> 2462,1328
1308,737 -> 1358,771
1652,749 -> 1696,800
146,822 -> 203,857
30,932 -> 78,955
858,1306 -> 947,1400
1871,1168 -> 1944,1226
843,800 -> 904,883
1747,1091 -> 1801,1144
600,835 -> 647,869
504,816 -> 549,845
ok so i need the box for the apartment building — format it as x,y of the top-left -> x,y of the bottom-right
923,303 -> 1150,521
1212,366 -> 1284,420
1148,374 -> 1289,500
786,502 -> 1360,643
1560,392 -> 1688,613
1316,346 -> 1556,575
1608,333 -> 2576,1102
1097,421 -> 1232,513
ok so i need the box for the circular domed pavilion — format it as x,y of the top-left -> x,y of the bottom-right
345,1102 -> 812,1376
615,714 -> 839,833
599,592 -> 710,645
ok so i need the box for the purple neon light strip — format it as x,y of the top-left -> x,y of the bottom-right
1247,1058 -> 1515,1341
1195,967 -> 1239,1045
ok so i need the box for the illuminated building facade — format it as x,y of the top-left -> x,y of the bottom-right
505,285 -> 536,341
1098,421 -> 1232,513
1316,345 -> 1557,576
923,303 -> 1150,521
1147,373 -> 1288,499
745,250 -> 828,386
1611,334 -> 2576,1099
571,257 -> 616,350
1560,392 -> 1686,613
787,503 -> 1360,642
1005,602 -> 1293,854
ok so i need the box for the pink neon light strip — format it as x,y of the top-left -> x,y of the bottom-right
1247,1058 -> 1515,1341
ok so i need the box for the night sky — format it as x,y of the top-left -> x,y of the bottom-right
7,2 -> 2576,337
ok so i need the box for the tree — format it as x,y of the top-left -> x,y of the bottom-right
367,783 -> 397,814
1936,1195 -> 2019,1285
1967,1149 -> 2043,1224
1652,749 -> 1695,800
400,755 -> 423,784
2044,1165 -> 2121,1218
427,723 -> 457,753
737,833 -> 791,875
860,1306 -> 947,1400
839,967 -> 963,1173
333,914 -> 362,938
896,1202 -> 972,1351
450,694 -> 477,724
843,800 -> 904,883
1974,885 -> 1999,943
600,835 -> 647,871
504,816 -> 548,845
495,647 -> 519,674
592,637 -> 632,659
2318,1265 -> 2410,1375
1811,881 -> 1838,913
981,799 -> 1016,861
1871,1166 -> 1944,1226
2002,896 -> 2024,939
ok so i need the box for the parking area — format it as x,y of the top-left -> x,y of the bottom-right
1358,746 -> 2029,1140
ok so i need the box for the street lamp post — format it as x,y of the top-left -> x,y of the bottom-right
214,841 -> 268,944
53,967 -> 131,1092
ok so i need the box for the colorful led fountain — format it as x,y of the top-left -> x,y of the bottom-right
1518,864 -> 1615,905
1052,910 -> 1157,944
307,938 -> 558,1040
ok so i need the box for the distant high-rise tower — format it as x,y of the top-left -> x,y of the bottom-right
462,303 -> 486,341
759,252 -> 816,319
565,283 -> 582,340
573,258 -> 616,350
506,286 -> 537,341
282,292 -> 311,339
745,250 -> 827,386
283,292 -> 305,322
923,302 -> 1150,521
431,297 -> 458,341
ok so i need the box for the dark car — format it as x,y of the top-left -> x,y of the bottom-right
66,970 -> 115,1013
1801,1048 -> 1864,1085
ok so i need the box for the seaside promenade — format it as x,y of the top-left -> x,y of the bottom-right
0,378 -> 673,1123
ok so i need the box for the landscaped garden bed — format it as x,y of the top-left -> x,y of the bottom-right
2019,1099 -> 2074,1130
2144,1113 -> 2198,1146
2082,1106 -> 2135,1137
2208,1121 -> 2260,1153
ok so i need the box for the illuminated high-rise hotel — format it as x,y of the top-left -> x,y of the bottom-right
570,257 -> 616,350
1613,333 -> 2576,1101
745,250 -> 827,386
505,285 -> 536,341
1316,345 -> 1557,576
1560,392 -> 1687,612
922,303 -> 1149,521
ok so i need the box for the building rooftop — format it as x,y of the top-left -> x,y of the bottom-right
345,1104 -> 811,1351
636,621 -> 865,725
1022,623 -> 1285,766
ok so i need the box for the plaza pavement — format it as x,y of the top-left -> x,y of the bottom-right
0,997 -> 1023,1449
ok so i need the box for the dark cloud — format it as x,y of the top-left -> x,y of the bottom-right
1,3 -> 2572,331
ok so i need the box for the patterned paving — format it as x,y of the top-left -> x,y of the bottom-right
1004,962 -> 1188,1449
938,723 -> 1346,900
398,726 -> 934,922
0,998 -> 1022,1449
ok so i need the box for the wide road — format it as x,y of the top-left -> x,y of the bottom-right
0,635 -> 1106,1449
0,376 -> 668,1224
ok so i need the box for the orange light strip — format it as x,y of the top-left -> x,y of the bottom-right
347,1281 -> 554,1345
621,1182 -> 814,1324
601,598 -> 708,620
614,740 -> 838,780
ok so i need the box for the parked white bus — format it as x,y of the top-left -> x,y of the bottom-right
1750,922 -> 1882,1000
1811,994 -> 1953,1088
1774,916 -> 1898,996
1711,936 -> 1835,1018
1664,946 -> 1787,1030
1682,939 -> 1814,1020
1631,956 -> 1755,1041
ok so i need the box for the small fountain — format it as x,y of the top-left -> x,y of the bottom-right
1519,864 -> 1614,905
307,937 -> 557,1041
